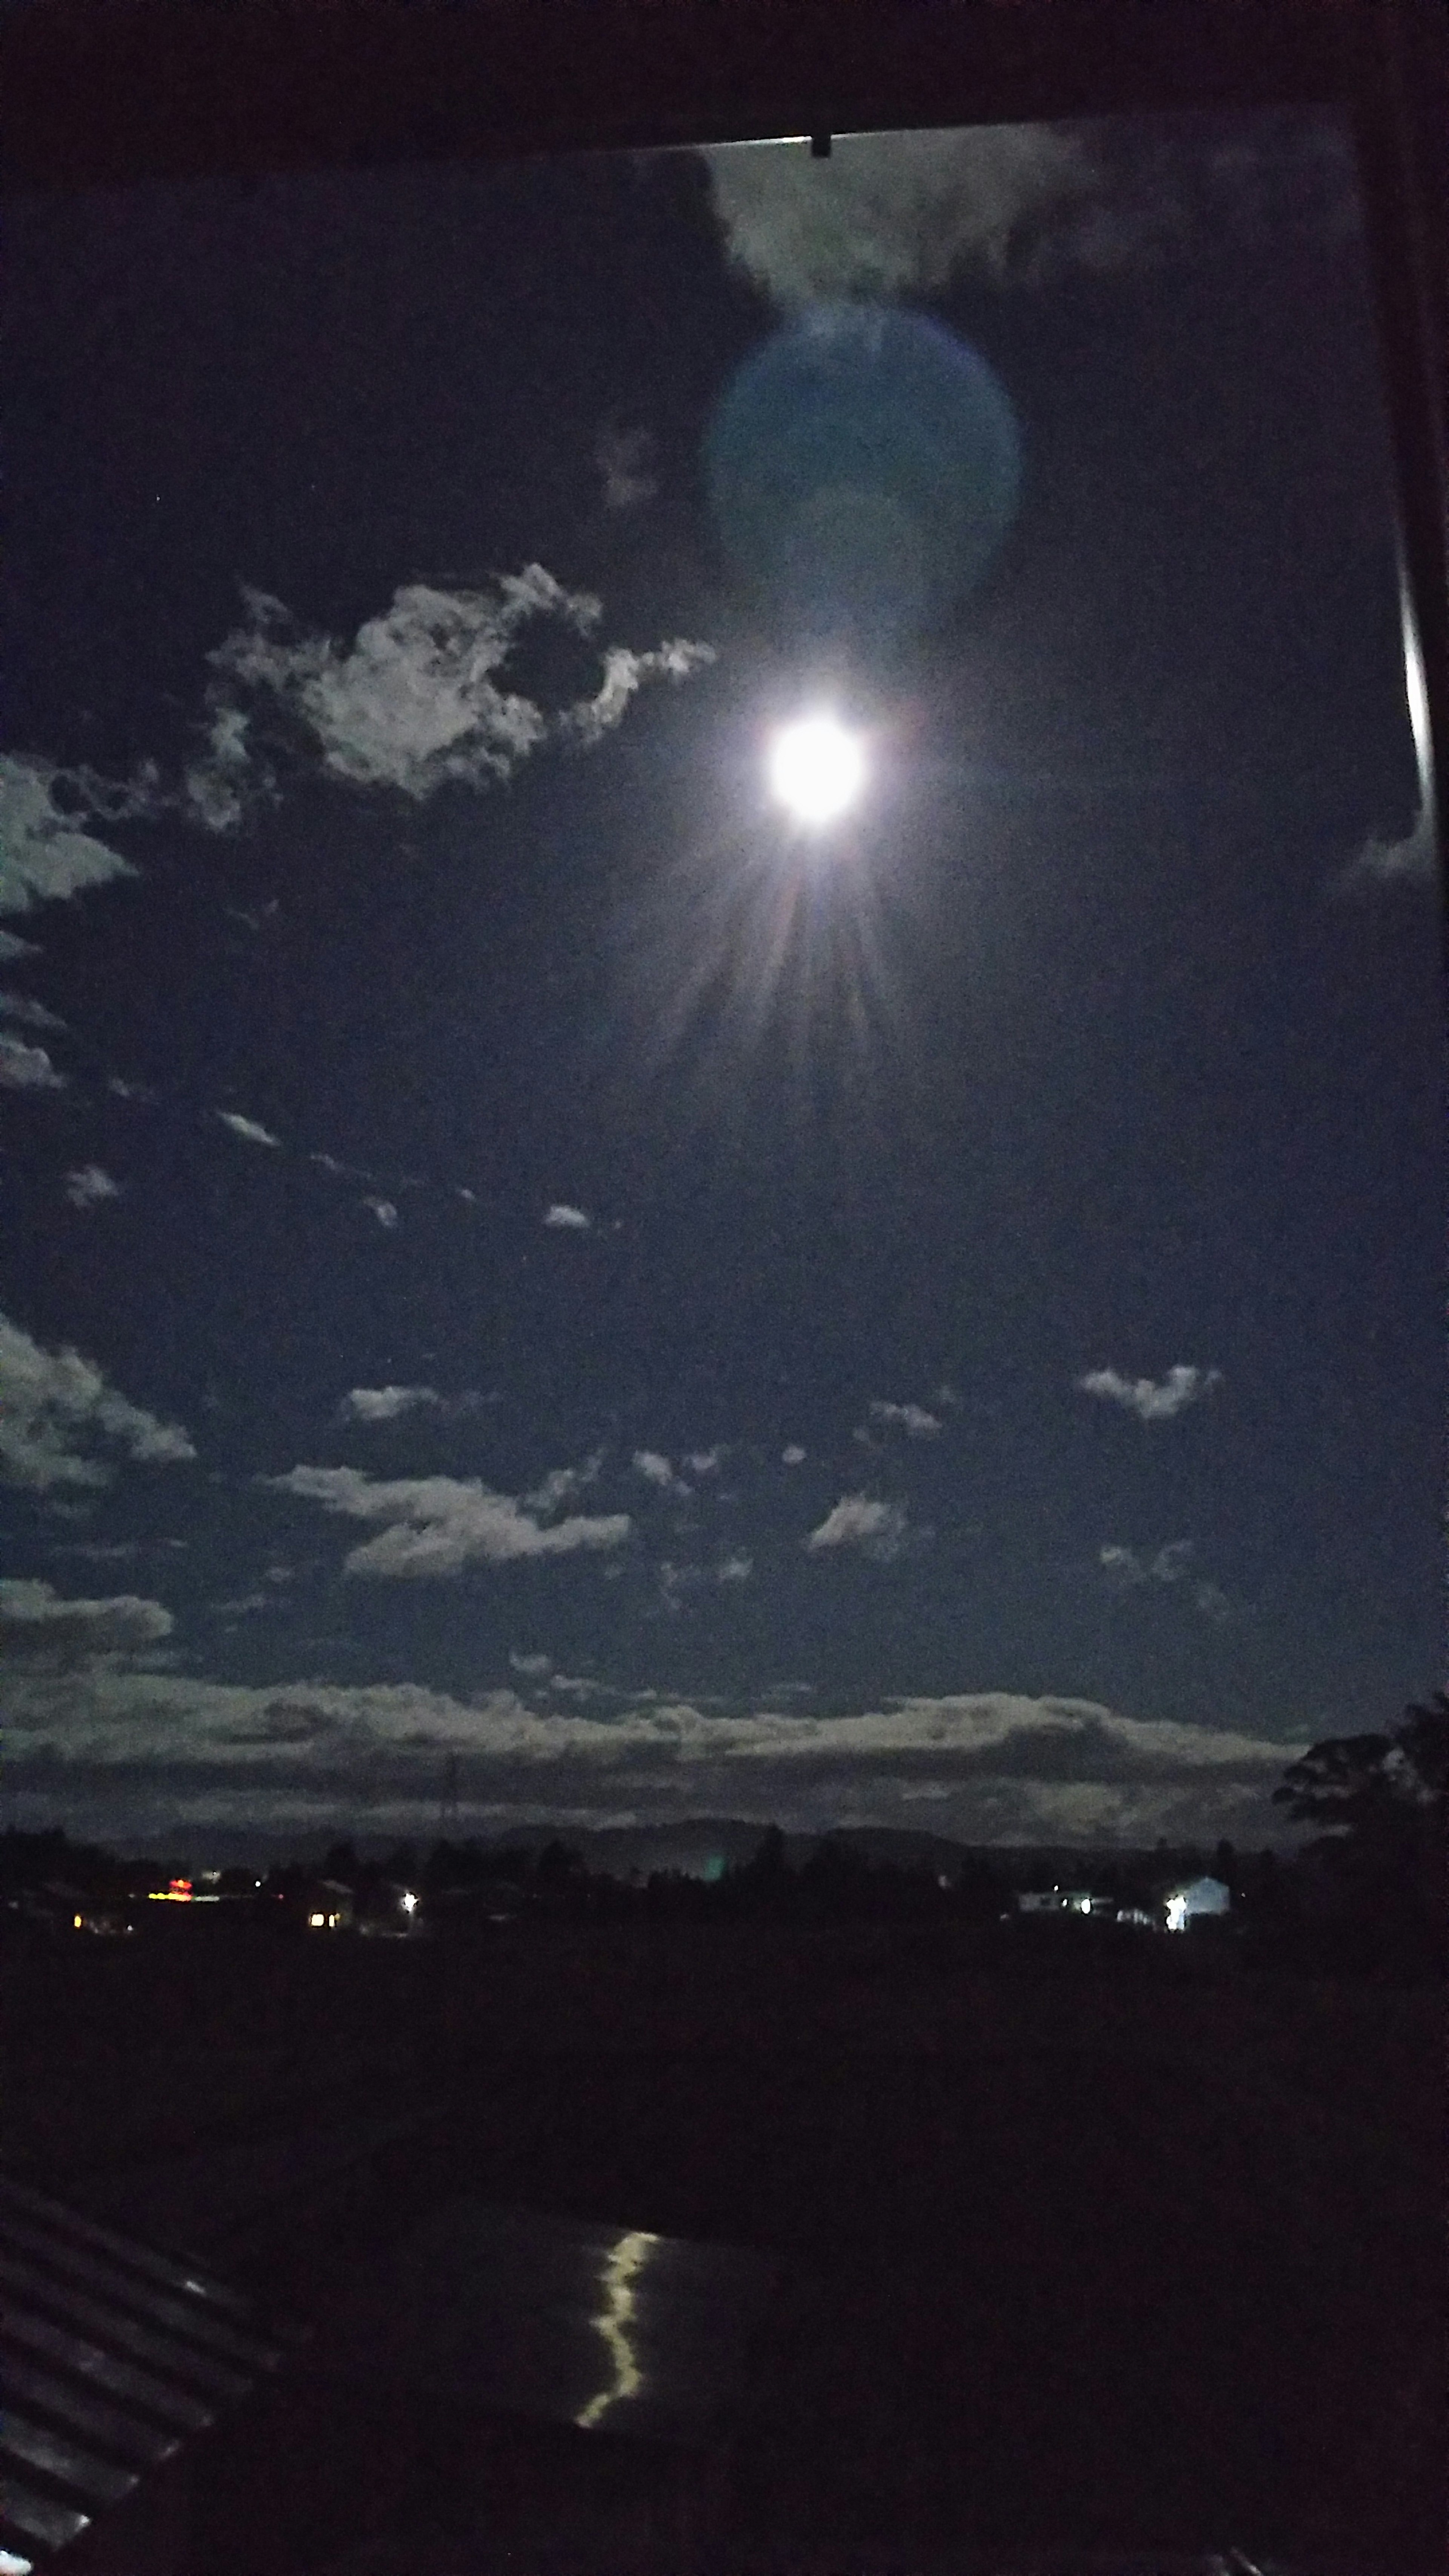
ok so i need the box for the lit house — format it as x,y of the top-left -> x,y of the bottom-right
1163,1875 -> 1232,1933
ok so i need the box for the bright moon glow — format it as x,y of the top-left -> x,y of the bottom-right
768,714 -> 866,827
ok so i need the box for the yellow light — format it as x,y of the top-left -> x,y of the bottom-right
73,1914 -> 84,1931
308,1911 -> 327,1929
575,2230 -> 658,2429
768,713 -> 866,827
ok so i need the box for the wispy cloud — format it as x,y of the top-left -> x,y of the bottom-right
525,1454 -> 604,1516
217,1110 -> 281,1149
1100,1541 -> 1234,1621
0,989 -> 66,1032
597,423 -> 657,512
65,1166 -> 123,1211
1078,1364 -> 1221,1424
543,1203 -> 591,1231
0,1576 -> 174,1667
782,1444 -> 806,1467
270,1464 -> 632,1579
806,1495 -> 912,1562
0,1032 -> 66,1090
1334,806 -> 1437,893
716,1550 -> 753,1585
363,1197 -> 399,1230
337,1385 -> 440,1424
0,1312 -> 196,1492
185,569 -> 714,827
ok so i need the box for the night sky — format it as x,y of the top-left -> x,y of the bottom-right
1,108 -> 1440,1859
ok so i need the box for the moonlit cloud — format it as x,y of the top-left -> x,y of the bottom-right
269,1464 -> 632,1578
781,1445 -> 806,1466
686,1448 -> 723,1476
0,988 -> 65,1031
633,1449 -> 688,1496
716,1550 -> 753,1585
0,752 -> 137,924
806,1495 -> 911,1562
0,1577 -> 174,1667
184,569 -> 714,826
65,1165 -> 123,1211
702,125 -> 1100,308
1078,1364 -> 1222,1423
868,1399 -> 943,1438
0,1312 -> 196,1491
525,1453 -> 605,1516
337,1386 -> 440,1423
543,1202 -> 591,1230
0,1669 -> 1301,1852
363,1197 -> 399,1229
217,1109 -> 282,1149
0,1031 -> 66,1089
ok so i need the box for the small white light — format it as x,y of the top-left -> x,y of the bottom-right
768,714 -> 866,827
400,1890 -> 418,1914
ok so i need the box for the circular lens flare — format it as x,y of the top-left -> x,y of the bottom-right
768,714 -> 866,828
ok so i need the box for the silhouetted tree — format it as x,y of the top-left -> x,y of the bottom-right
1273,1695 -> 1446,1976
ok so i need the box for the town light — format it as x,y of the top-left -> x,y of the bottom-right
400,1890 -> 418,1915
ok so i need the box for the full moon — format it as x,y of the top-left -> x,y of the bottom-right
768,714 -> 866,828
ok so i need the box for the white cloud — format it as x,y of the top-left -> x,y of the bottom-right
338,1385 -> 440,1424
217,1110 -> 281,1149
701,124 -> 1099,309
0,1312 -> 196,1491
543,1203 -> 591,1230
0,928 -> 38,960
509,1650 -> 552,1679
806,1495 -> 911,1562
0,753 -> 137,924
0,1032 -> 66,1090
633,1449 -> 688,1496
270,1464 -> 632,1579
597,423 -> 657,512
65,1166 -> 123,1211
363,1197 -> 399,1229
184,570 -> 714,826
868,1399 -> 943,1438
781,1444 -> 806,1466
1078,1364 -> 1222,1423
686,1448 -> 723,1475
0,1576 -> 174,1666
716,1550 -> 753,1585
0,989 -> 65,1031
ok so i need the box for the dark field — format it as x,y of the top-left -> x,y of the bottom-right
4,1919 -> 1443,2569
